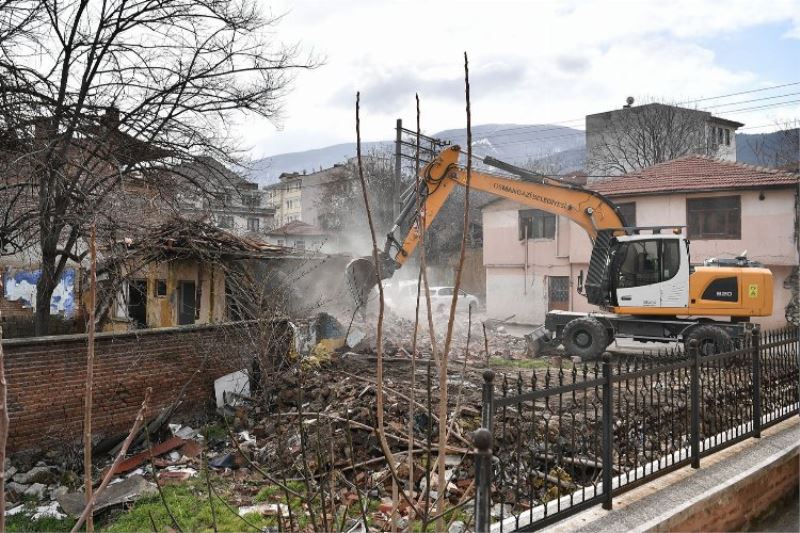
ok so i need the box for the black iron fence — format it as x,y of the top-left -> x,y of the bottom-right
472,327 -> 800,532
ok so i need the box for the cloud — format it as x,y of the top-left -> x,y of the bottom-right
331,62 -> 526,110
556,54 -> 592,75
244,0 -> 800,157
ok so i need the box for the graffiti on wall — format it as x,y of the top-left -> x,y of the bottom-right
2,268 -> 76,317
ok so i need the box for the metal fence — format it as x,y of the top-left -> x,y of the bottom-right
472,327 -> 800,532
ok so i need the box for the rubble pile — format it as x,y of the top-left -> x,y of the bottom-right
345,308 -> 530,359
2,311 -> 542,531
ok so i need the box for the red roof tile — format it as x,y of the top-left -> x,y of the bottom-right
589,155 -> 799,197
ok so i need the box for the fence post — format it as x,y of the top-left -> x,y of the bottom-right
752,327 -> 762,438
482,370 -> 495,434
473,428 -> 493,533
602,352 -> 613,510
690,339 -> 700,469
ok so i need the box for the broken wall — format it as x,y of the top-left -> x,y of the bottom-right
2,320 -> 284,453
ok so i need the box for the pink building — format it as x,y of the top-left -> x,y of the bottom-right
481,156 -> 799,329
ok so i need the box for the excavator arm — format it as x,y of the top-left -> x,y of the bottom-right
347,145 -> 628,306
386,145 -> 626,267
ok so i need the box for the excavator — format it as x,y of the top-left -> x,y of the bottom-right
346,145 -> 774,359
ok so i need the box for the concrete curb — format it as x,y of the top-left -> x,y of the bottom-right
636,438 -> 799,532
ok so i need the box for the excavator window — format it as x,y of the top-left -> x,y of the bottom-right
616,239 -> 681,288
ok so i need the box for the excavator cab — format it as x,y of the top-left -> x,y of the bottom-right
606,231 -> 690,311
585,229 -> 690,311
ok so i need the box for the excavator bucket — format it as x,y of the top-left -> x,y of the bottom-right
346,256 -> 380,308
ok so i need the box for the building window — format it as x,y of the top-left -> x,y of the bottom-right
277,239 -> 284,246
294,240 -> 305,250
243,195 -> 260,208
724,129 -> 731,146
154,280 -> 167,297
218,215 -> 233,228
687,196 -> 741,240
519,209 -> 555,240
247,218 -> 260,232
617,202 -> 636,227
717,127 -> 724,145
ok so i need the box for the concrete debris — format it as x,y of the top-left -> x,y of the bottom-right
238,502 -> 290,517
32,501 -> 67,521
59,475 -> 157,518
6,481 -> 29,495
214,370 -> 251,409
23,482 -> 48,500
4,501 -> 66,521
49,486 -> 69,501
448,520 -> 466,533
346,327 -> 366,349
5,504 -> 25,516
169,424 -> 198,439
12,465 -> 54,485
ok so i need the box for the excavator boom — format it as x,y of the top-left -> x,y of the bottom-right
346,145 -> 627,306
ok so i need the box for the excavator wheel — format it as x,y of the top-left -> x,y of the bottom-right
562,317 -> 609,360
685,325 -> 733,356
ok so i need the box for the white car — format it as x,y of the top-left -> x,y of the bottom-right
383,282 -> 479,314
428,286 -> 480,314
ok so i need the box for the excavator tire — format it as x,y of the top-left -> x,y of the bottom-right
562,317 -> 609,360
685,325 -> 733,356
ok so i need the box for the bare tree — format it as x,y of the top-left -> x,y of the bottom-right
587,100 -> 713,176
0,0 -> 316,334
745,123 -> 800,171
315,150 -> 396,249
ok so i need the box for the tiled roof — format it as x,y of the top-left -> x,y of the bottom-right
590,155 -> 799,197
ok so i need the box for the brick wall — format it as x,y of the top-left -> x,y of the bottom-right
2,320 -> 289,452
656,448 -> 799,532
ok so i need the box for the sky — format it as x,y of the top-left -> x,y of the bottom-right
236,0 -> 800,159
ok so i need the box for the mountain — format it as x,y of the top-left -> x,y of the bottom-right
244,123 -> 586,185
735,129 -> 799,167
242,141 -> 393,185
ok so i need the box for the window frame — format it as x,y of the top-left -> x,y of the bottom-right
518,209 -> 556,240
218,215 -> 234,229
616,201 -> 637,227
615,238 -> 681,289
686,195 -> 741,240
246,217 -> 260,232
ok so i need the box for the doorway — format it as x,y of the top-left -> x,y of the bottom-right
178,281 -> 196,325
548,276 -> 570,312
127,279 -> 148,327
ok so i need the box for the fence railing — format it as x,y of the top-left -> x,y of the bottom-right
472,327 -> 800,532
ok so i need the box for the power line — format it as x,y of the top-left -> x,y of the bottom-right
461,97 -> 800,153
677,80 -> 800,105
702,91 -> 800,110
444,81 -> 800,142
